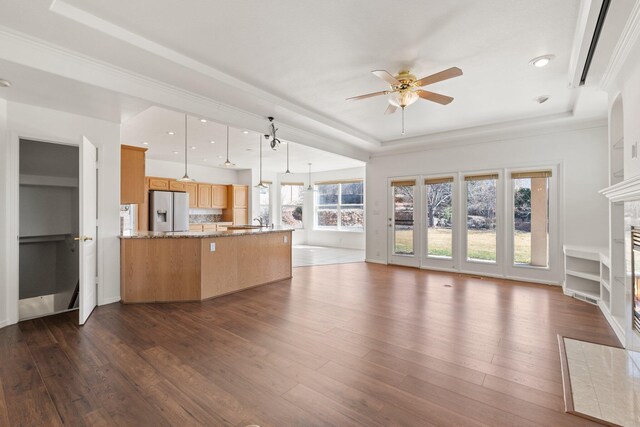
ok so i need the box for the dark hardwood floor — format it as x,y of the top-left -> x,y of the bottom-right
0,263 -> 619,426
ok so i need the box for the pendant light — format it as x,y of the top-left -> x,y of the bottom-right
255,134 -> 268,189
305,163 -> 316,193
177,114 -> 195,182
223,126 -> 235,167
284,142 -> 291,174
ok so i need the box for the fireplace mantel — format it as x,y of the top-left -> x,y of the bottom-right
600,176 -> 640,202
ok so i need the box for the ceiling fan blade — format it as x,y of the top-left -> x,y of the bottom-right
417,90 -> 454,105
372,70 -> 400,86
384,104 -> 398,115
414,67 -> 463,87
346,90 -> 389,101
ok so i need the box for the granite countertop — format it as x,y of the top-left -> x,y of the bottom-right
120,226 -> 293,239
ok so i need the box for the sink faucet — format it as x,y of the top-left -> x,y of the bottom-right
253,217 -> 264,226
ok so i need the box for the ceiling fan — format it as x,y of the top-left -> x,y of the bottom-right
347,66 -> 463,134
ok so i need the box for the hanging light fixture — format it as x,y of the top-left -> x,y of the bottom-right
284,141 -> 291,174
223,126 -> 235,167
255,135 -> 268,189
305,163 -> 316,193
177,114 -> 195,182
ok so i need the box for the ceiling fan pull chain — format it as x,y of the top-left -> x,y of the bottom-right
401,106 -> 405,135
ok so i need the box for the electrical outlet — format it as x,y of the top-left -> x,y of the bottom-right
633,141 -> 638,159
210,242 -> 216,252
284,235 -> 288,243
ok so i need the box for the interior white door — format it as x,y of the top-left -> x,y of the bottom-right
79,136 -> 98,325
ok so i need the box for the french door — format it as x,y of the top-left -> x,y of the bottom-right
388,178 -> 420,267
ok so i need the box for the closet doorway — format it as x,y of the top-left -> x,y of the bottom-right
18,139 -> 80,320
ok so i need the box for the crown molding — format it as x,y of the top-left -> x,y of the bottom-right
600,0 -> 640,91
49,0 -> 380,148
600,175 -> 640,202
371,115 -> 607,158
0,25 -> 371,162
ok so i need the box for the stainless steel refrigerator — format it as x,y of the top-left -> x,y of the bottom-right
149,191 -> 189,232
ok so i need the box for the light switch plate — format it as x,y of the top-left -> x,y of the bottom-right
210,242 -> 216,252
284,235 -> 288,243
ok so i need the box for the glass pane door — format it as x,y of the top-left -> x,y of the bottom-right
465,175 -> 498,263
425,178 -> 453,259
393,185 -> 415,255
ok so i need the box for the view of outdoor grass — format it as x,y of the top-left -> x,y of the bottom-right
395,229 -> 533,263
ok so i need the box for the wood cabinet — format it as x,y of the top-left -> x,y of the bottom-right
203,223 -> 217,232
169,180 -> 186,191
138,178 -> 150,232
189,224 -> 203,232
232,185 -> 248,208
149,177 -> 170,191
184,183 -> 198,208
223,185 -> 249,225
120,145 -> 147,204
211,185 -> 228,209
197,184 -> 212,208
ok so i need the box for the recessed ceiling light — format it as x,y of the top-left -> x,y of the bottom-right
200,119 -> 207,123
217,155 -> 223,159
0,79 -> 11,88
245,148 -> 254,151
209,140 -> 215,144
167,131 -> 175,135
242,130 -> 249,134
191,146 -> 197,150
530,55 -> 554,68
172,151 -> 179,154
202,158 -> 207,161
142,142 -> 149,145
535,95 -> 550,104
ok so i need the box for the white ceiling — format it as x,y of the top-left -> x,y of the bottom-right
53,0 -> 590,138
122,106 -> 364,173
0,0 -> 632,157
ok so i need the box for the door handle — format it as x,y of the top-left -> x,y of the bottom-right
74,236 -> 93,241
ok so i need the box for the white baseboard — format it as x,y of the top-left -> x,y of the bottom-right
599,300 -> 626,347
0,319 -> 8,329
365,259 -> 387,265
98,296 -> 121,306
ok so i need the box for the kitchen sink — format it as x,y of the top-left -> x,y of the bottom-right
227,225 -> 270,230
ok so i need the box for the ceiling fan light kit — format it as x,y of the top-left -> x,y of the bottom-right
347,66 -> 462,134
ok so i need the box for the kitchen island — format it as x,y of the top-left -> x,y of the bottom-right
119,227 -> 292,303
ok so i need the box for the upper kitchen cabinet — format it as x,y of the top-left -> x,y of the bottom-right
211,185 -> 228,209
197,184 -> 212,208
169,180 -> 186,191
149,177 -> 170,191
223,185 -> 249,225
185,183 -> 198,208
120,145 -> 147,204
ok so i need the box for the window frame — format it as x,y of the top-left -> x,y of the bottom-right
258,182 -> 272,225
280,182 -> 305,229
314,180 -> 364,232
424,175 -> 455,261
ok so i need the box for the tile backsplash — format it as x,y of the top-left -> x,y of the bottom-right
189,214 -> 223,224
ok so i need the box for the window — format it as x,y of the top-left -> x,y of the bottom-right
392,180 -> 415,255
258,182 -> 271,225
315,180 -> 364,231
512,170 -> 551,267
281,183 -> 304,228
465,174 -> 498,262
425,177 -> 453,258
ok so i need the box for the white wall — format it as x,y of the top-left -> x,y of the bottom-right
366,125 -> 609,284
1,101 -> 121,327
0,98 -> 7,327
146,158 -> 239,184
